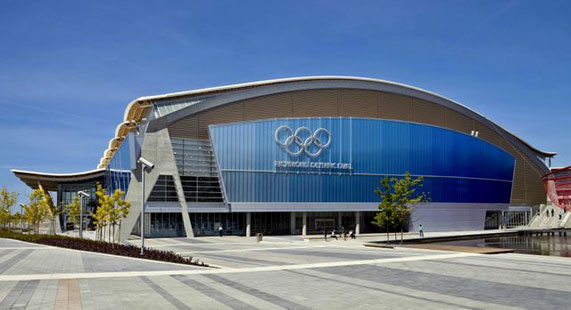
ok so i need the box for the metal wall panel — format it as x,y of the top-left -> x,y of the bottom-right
165,88 -> 544,205
445,109 -> 474,134
338,89 -> 377,117
243,93 -> 293,120
292,89 -> 338,117
474,121 -> 501,146
198,103 -> 244,138
168,115 -> 199,139
413,98 -> 445,126
378,92 -> 413,121
209,118 -> 515,205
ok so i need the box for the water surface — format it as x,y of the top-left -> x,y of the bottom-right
439,235 -> 571,257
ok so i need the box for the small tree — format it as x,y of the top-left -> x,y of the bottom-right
0,187 -> 18,228
64,196 -> 82,232
12,212 -> 22,229
372,177 -> 398,242
23,189 -> 49,233
94,184 -> 131,244
373,172 -> 428,243
44,201 -> 62,235
95,184 -> 111,242
108,189 -> 130,244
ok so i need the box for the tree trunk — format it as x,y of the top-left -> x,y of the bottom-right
117,221 -> 122,244
400,224 -> 404,244
386,219 -> 390,244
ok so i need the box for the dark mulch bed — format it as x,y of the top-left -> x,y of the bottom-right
0,229 -> 209,267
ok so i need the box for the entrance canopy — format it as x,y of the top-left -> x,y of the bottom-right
11,169 -> 105,191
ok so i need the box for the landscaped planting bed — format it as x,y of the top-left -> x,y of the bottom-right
0,229 -> 209,267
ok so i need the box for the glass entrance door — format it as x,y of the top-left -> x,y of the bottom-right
315,218 -> 335,232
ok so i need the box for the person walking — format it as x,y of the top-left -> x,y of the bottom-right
330,230 -> 338,240
349,230 -> 356,239
419,224 -> 424,238
218,226 -> 223,237
324,229 -> 328,241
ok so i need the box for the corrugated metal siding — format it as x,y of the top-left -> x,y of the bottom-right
474,121 -> 501,145
501,139 -> 526,204
526,165 -> 546,205
338,89 -> 377,117
198,103 -> 244,139
168,115 -> 199,139
209,118 -> 515,204
413,98 -> 445,126
292,89 -> 338,117
445,109 -> 473,134
378,92 -> 413,121
243,93 -> 293,120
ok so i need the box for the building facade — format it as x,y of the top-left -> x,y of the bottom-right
12,76 -> 555,239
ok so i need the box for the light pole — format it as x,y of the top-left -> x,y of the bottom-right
19,203 -> 25,231
77,191 -> 90,239
137,157 -> 154,255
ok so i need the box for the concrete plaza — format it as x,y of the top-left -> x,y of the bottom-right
0,235 -> 570,309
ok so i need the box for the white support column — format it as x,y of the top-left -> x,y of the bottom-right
290,212 -> 296,235
355,211 -> 361,236
302,212 -> 307,236
246,212 -> 251,238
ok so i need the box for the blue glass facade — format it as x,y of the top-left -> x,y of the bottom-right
105,133 -> 139,195
209,118 -> 515,204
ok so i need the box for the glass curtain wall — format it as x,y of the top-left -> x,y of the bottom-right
190,213 -> 245,236
57,181 -> 99,230
251,212 -> 290,235
149,213 -> 185,237
171,138 -> 223,203
105,133 -> 136,195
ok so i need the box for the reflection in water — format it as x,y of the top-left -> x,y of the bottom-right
440,235 -> 571,257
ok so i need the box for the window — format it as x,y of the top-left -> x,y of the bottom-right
148,175 -> 179,202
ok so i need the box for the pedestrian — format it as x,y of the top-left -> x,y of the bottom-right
218,226 -> 223,237
419,224 -> 424,238
324,229 -> 328,241
343,231 -> 348,241
349,230 -> 356,239
551,209 -> 554,217
330,230 -> 338,240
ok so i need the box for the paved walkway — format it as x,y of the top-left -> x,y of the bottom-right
1,236 -> 571,309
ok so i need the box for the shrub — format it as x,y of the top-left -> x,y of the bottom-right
0,229 -> 209,267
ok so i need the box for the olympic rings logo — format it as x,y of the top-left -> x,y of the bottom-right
274,126 -> 331,157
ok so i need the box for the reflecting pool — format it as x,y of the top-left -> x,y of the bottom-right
440,235 -> 571,257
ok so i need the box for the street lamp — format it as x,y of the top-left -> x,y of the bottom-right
77,191 -> 90,239
19,203 -> 25,231
138,157 -> 154,255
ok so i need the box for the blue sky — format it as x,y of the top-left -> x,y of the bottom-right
1,0 -> 570,204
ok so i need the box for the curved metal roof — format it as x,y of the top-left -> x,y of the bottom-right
11,169 -> 105,191
99,76 -> 555,172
